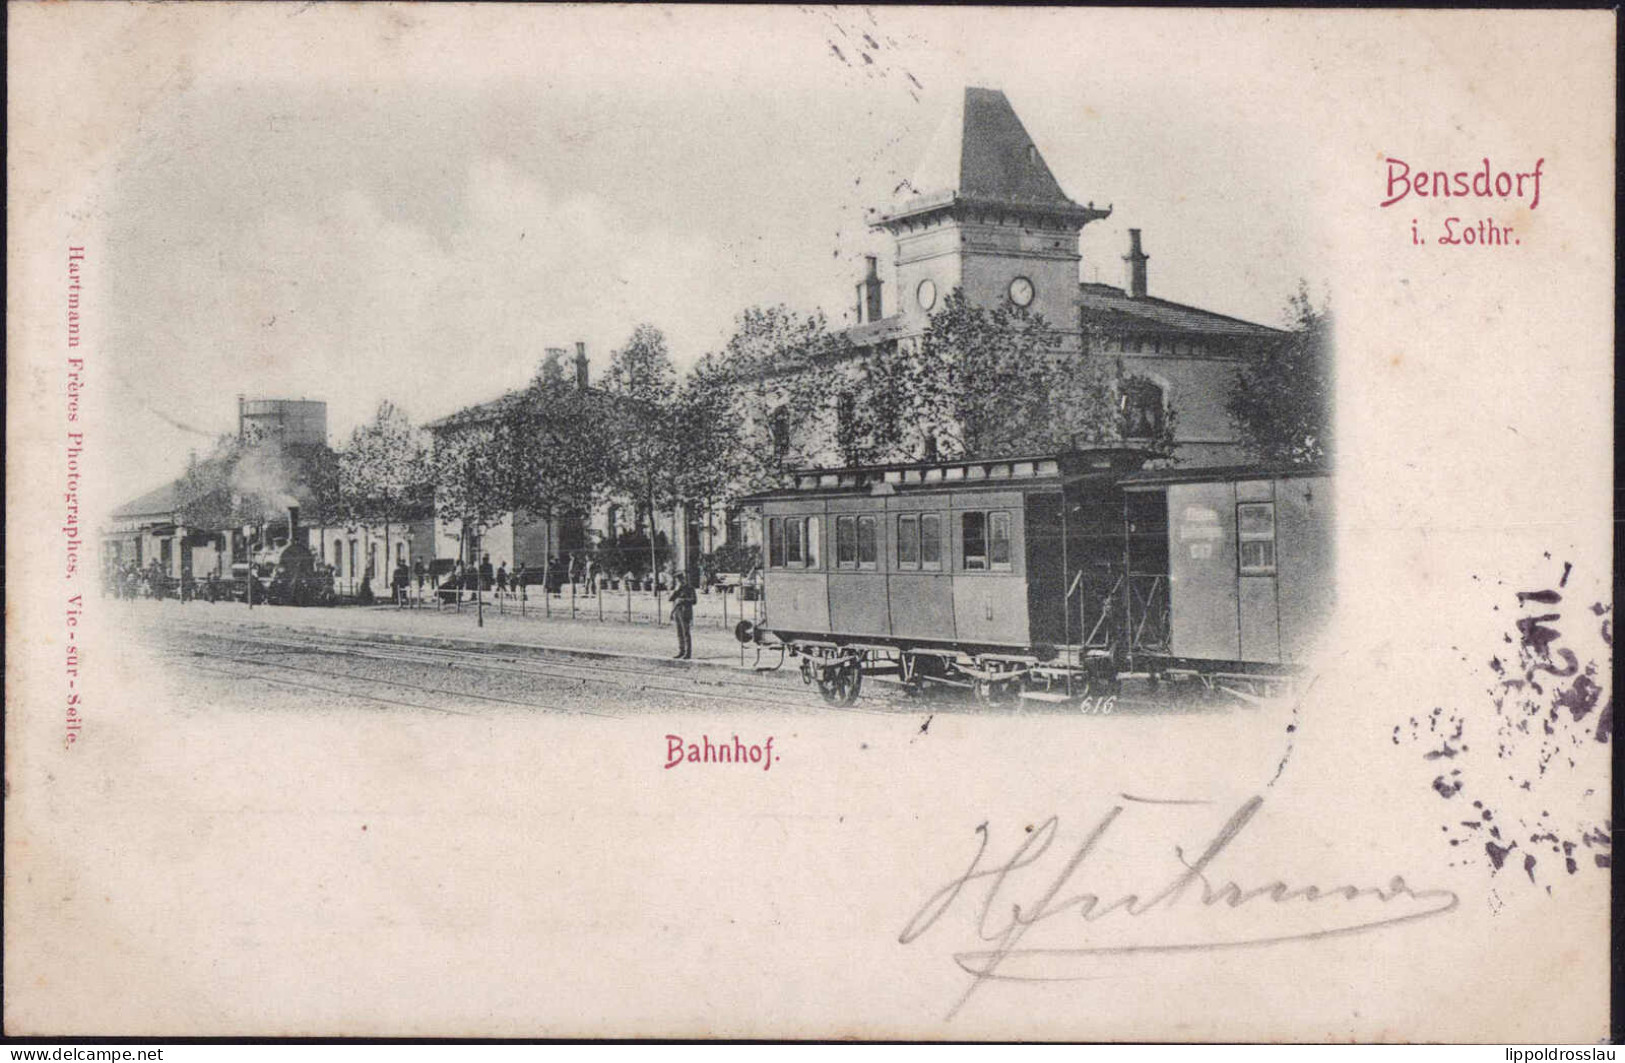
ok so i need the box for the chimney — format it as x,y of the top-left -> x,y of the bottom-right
237,394 -> 246,439
855,255 -> 883,324
574,341 -> 589,392
1123,229 -> 1149,299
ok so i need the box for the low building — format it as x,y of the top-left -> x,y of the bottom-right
423,343 -> 655,580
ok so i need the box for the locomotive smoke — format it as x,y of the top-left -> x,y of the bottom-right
230,439 -> 307,521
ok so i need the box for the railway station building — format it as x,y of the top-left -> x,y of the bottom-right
826,86 -> 1283,468
421,343 -> 661,582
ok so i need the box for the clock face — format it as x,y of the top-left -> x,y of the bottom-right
916,278 -> 937,312
1009,276 -> 1035,307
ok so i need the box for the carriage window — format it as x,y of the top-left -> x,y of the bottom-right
805,517 -> 819,568
989,511 -> 1012,570
897,515 -> 920,568
836,516 -> 856,567
768,517 -> 786,568
962,512 -> 987,570
920,513 -> 942,570
857,515 -> 877,568
785,517 -> 804,565
1237,502 -> 1277,575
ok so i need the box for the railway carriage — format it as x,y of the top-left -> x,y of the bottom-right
738,448 -> 1332,705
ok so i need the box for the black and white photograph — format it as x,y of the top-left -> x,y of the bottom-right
6,4 -> 1613,1043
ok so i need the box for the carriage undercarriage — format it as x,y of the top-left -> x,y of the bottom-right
747,631 -> 1298,709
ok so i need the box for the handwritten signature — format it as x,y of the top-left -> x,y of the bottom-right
899,795 -> 1459,1019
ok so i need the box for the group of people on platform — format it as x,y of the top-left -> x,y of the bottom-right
397,552 -> 732,601
104,558 -> 177,600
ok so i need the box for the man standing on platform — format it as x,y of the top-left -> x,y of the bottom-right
669,571 -> 696,659
392,557 -> 411,608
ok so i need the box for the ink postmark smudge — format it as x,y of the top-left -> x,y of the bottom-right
1400,561 -> 1611,890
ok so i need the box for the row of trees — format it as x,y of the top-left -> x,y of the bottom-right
175,283 -> 1330,568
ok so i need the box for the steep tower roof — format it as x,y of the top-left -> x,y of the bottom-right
877,87 -> 1108,227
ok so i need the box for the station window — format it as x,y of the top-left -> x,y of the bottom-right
1122,380 -> 1166,440
920,513 -> 942,570
769,406 -> 791,459
835,392 -> 856,445
768,517 -> 786,568
333,540 -> 343,576
857,515 -> 878,569
897,515 -> 919,568
836,515 -> 856,567
1237,502 -> 1277,575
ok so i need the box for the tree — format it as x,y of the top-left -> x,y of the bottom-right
845,288 -> 1175,463
710,305 -> 856,493
174,438 -> 241,534
606,324 -> 681,581
338,401 -> 431,576
670,350 -> 748,540
502,356 -> 621,555
431,413 -> 514,567
1227,284 -> 1333,465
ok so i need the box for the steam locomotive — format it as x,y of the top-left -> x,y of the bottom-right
202,504 -> 334,606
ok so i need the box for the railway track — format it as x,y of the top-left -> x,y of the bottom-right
147,621 -> 905,716
140,618 -> 1189,717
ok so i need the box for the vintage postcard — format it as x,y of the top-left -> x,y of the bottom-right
5,4 -> 1614,1042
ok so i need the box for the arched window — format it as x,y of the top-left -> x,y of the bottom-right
835,392 -> 856,445
1122,380 -> 1166,440
769,405 -> 791,459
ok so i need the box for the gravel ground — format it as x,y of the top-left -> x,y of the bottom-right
119,600 -> 1233,722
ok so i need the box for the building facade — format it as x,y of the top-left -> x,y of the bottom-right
423,343 -> 665,581
832,86 -> 1283,468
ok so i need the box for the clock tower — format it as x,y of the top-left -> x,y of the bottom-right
872,87 -> 1110,352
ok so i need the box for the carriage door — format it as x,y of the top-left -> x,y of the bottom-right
1123,488 -> 1170,663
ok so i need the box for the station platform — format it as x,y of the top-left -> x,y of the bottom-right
126,595 -> 782,677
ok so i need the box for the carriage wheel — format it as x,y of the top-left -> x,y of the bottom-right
818,662 -> 863,707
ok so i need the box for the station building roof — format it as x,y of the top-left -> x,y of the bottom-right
876,87 -> 1109,228
111,478 -> 182,520
1079,283 -> 1285,339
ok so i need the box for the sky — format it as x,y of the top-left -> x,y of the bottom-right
99,6 -> 1329,501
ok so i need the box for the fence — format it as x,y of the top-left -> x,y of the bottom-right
423,578 -> 763,630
